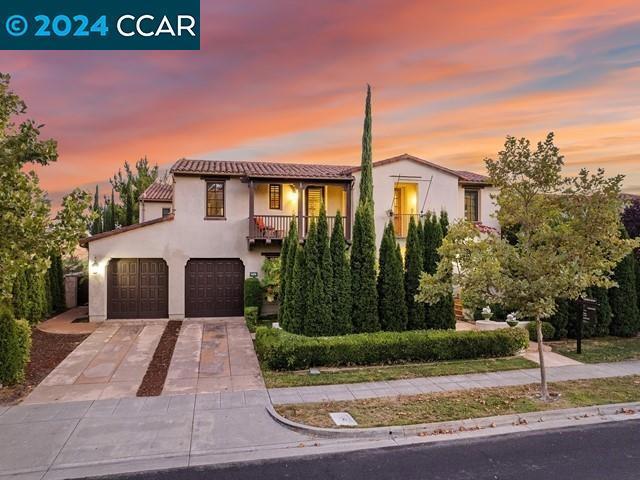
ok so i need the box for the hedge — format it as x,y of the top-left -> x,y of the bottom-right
527,321 -> 556,342
0,306 -> 31,385
244,278 -> 264,313
256,326 -> 529,370
244,306 -> 258,333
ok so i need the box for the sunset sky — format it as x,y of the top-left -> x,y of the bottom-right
2,0 -> 640,203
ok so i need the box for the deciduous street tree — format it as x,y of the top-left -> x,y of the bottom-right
417,133 -> 637,400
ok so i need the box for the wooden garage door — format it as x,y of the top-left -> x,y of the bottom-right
107,259 -> 168,319
185,259 -> 244,317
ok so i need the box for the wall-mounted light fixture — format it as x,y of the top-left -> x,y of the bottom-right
90,257 -> 100,275
287,185 -> 299,203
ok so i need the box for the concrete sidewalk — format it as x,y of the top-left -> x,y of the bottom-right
0,391 -> 311,480
268,360 -> 640,405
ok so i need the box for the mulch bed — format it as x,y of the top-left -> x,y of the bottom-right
137,320 -> 182,397
0,328 -> 89,405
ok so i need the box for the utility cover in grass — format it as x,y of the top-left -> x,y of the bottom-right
330,412 -> 358,426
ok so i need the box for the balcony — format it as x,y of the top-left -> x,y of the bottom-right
247,180 -> 352,248
392,213 -> 422,238
249,215 -> 347,241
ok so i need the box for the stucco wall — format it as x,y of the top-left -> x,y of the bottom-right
139,201 -> 172,222
87,176 -> 278,321
352,158 -> 461,246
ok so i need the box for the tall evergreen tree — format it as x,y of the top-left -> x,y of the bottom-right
287,244 -> 306,334
90,185 -> 102,234
350,85 -> 379,332
279,219 -> 297,324
404,216 -> 425,329
609,248 -> 640,337
109,190 -> 117,229
303,209 -> 334,336
588,286 -> 612,337
350,202 -> 379,332
330,211 -> 352,334
11,270 -> 28,320
439,209 -> 449,237
548,298 -> 570,339
378,222 -> 407,331
359,85 -> 374,205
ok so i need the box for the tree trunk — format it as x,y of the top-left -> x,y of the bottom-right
536,317 -> 549,401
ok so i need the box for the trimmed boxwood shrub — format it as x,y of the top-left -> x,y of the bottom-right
244,278 -> 264,313
527,321 -> 556,342
256,326 -> 529,370
244,306 -> 258,333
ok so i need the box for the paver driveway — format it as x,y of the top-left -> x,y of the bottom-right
24,318 -> 264,405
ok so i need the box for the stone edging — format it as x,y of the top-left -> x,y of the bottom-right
266,401 -> 640,439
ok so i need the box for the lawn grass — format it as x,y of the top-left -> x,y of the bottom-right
275,375 -> 640,428
262,356 -> 536,388
551,336 -> 640,363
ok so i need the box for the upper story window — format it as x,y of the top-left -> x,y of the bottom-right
269,184 -> 282,210
206,180 -> 225,218
464,189 -> 479,222
161,207 -> 171,217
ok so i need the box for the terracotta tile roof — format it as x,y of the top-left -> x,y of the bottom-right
170,159 -> 353,180
140,182 -> 173,202
80,214 -> 174,246
455,170 -> 490,183
346,153 -> 490,184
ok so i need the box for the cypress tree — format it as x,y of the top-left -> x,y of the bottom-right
278,219 -> 295,323
588,286 -> 612,337
109,189 -> 117,230
548,298 -> 570,339
422,214 -> 455,329
350,85 -> 379,332
350,202 -> 379,332
280,232 -> 299,333
439,209 -> 449,237
301,221 -> 321,336
609,249 -> 640,337
422,213 -> 441,274
44,267 -> 53,316
404,216 -> 425,329
287,244 -> 306,334
90,185 -> 102,234
359,85 -> 374,205
12,270 -> 29,320
377,222 -> 407,331
330,211 -> 352,334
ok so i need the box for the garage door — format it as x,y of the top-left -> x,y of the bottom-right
185,259 -> 244,317
107,258 -> 168,319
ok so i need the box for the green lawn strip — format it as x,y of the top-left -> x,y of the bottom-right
262,356 -> 536,388
550,337 -> 640,363
275,375 -> 640,428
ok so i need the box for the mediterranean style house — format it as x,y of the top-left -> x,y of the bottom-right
81,154 -> 498,321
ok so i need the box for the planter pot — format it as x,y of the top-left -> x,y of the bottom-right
475,320 -> 531,331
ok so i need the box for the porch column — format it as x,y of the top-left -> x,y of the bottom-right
297,182 -> 304,239
345,181 -> 353,241
248,180 -> 255,238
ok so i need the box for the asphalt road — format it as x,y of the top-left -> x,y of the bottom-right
94,420 -> 640,480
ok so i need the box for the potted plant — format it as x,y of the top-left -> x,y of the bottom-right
506,312 -> 518,327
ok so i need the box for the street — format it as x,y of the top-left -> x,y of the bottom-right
92,419 -> 640,480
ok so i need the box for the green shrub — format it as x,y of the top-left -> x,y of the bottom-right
0,305 -> 30,385
256,326 -> 529,370
244,278 -> 264,313
527,321 -> 556,342
244,306 -> 258,333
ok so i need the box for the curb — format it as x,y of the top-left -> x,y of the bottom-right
266,401 -> 640,439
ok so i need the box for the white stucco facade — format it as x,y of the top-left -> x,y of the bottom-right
85,155 -> 498,321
